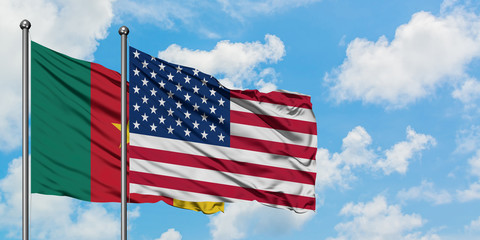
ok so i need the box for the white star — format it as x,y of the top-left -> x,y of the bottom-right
159,80 -> 165,88
133,121 -> 140,129
142,60 -> 148,68
175,118 -> 183,126
184,128 -> 191,137
167,73 -> 174,81
201,131 -> 208,139
142,95 -> 149,104
175,101 -> 183,109
158,98 -> 166,106
192,121 -> 200,129
159,116 -> 166,124
184,93 -> 191,101
209,89 -> 216,96
192,103 -> 200,111
201,113 -> 208,121
141,78 -> 148,86
219,84 -> 224,89
218,98 -> 225,106
176,65 -> 183,73
201,78 -> 208,86
192,85 -> 200,94
150,88 -> 157,96
218,115 -> 225,124
150,123 -> 157,132
209,105 -> 217,114
176,83 -> 182,91
167,91 -> 174,99
184,75 -> 191,83
151,56 -> 156,61
150,105 -> 157,114
184,111 -> 191,119
141,113 -> 149,121
133,50 -> 140,58
193,69 -> 199,76
167,108 -> 174,116
133,103 -> 140,111
133,85 -> 140,94
159,63 -> 165,71
150,70 -> 157,79
133,68 -> 140,76
167,125 -> 174,134
209,123 -> 217,132
201,96 -> 208,104
218,133 -> 225,142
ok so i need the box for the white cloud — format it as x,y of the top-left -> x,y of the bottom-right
465,216 -> 480,232
128,206 -> 141,219
316,126 -> 376,190
469,150 -> 480,178
455,125 -> 480,154
375,126 -> 436,175
340,126 -> 376,167
0,157 -> 120,239
328,195 -> 439,240
317,126 -> 435,189
457,182 -> 480,202
316,148 -> 352,189
217,0 -> 321,20
208,201 -> 314,240
397,180 -> 452,205
114,0 -> 320,38
155,228 -> 182,240
0,0 -> 115,151
113,0 -> 222,39
452,78 -> 480,107
158,34 -> 285,90
457,150 -> 480,202
114,0 -> 194,30
326,7 -> 480,108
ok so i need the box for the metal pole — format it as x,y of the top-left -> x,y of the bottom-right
119,25 -> 129,240
20,19 -> 31,240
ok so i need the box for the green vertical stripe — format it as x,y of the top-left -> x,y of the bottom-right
31,41 -> 92,201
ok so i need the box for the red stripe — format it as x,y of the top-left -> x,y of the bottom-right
230,136 -> 317,160
130,171 -> 315,210
89,62 -> 123,202
130,146 -> 316,185
129,193 -> 173,205
230,110 -> 317,135
230,90 -> 312,109
88,64 -> 174,205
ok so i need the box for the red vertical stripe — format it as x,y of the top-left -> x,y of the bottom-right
89,63 -> 123,202
89,63 -> 168,204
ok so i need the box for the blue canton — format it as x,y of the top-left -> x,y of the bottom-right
129,47 -> 230,147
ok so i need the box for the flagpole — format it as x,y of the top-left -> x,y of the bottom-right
20,19 -> 31,240
119,25 -> 129,240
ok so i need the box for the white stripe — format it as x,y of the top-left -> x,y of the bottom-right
130,183 -> 312,213
130,133 -> 316,172
231,98 -> 316,123
130,158 -> 315,197
231,123 -> 317,148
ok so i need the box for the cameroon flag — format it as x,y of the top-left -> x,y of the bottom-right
31,41 -> 223,214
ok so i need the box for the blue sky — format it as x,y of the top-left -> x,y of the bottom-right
1,0 -> 480,239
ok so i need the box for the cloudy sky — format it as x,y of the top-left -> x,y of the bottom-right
1,0 -> 480,239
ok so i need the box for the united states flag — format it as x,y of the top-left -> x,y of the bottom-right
129,46 -> 317,212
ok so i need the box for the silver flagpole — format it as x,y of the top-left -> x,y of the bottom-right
20,19 -> 31,240
119,25 -> 129,240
